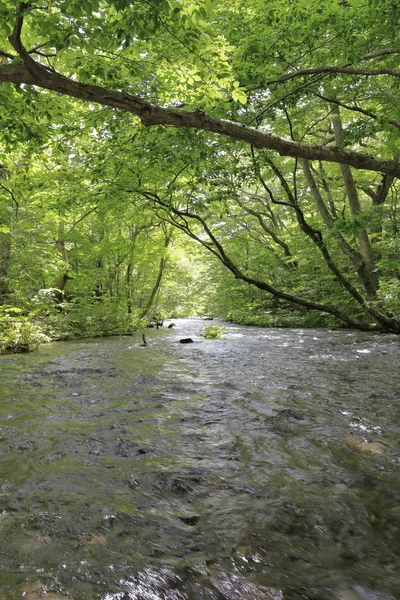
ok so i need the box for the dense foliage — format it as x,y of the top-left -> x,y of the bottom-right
1,0 -> 400,350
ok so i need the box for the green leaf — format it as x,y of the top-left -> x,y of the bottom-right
232,88 -> 247,104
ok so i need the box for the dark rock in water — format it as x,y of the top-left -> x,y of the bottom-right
275,409 -> 305,420
168,323 -> 176,328
180,338 -> 193,344
178,514 -> 201,526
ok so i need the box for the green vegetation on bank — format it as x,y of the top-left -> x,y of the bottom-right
1,0 -> 400,352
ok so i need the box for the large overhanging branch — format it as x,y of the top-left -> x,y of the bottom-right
1,59 -> 400,177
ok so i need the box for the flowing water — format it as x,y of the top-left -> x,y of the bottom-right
0,319 -> 399,600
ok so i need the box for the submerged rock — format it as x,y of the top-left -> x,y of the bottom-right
210,572 -> 283,600
337,584 -> 396,600
345,433 -> 392,455
275,409 -> 305,421
177,514 -> 201,526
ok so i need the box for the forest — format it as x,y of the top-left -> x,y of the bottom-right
1,5 -> 400,600
1,0 -> 400,352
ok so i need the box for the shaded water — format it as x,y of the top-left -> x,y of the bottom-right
0,319 -> 399,600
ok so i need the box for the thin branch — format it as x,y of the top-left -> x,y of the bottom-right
166,164 -> 190,190
235,197 -> 296,265
67,205 -> 99,234
244,48 -> 400,94
268,65 -> 400,85
30,49 -> 57,58
250,145 -> 295,209
315,92 -> 400,131
0,50 -> 14,60
0,183 -> 19,217
28,42 -> 51,54
247,73 -> 329,125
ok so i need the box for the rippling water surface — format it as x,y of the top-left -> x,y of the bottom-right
0,319 -> 399,600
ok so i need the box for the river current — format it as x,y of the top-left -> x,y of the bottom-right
0,319 -> 399,600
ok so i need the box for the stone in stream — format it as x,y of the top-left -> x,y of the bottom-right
179,338 -> 194,344
345,432 -> 392,455
275,408 -> 305,421
177,514 -> 201,526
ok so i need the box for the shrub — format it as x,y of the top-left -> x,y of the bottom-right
0,307 -> 50,354
200,323 -> 227,339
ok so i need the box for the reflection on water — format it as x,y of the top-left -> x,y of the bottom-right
0,319 -> 399,599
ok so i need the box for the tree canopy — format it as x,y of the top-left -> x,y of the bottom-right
1,0 -> 400,343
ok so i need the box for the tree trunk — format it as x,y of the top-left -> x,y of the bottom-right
300,158 -> 375,295
330,104 -> 379,297
139,230 -> 172,319
0,232 -> 11,300
126,262 -> 133,314
55,223 -> 71,305
0,168 -> 11,300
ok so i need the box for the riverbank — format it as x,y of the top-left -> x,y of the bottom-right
0,305 -> 377,356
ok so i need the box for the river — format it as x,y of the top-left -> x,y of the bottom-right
0,319 -> 399,600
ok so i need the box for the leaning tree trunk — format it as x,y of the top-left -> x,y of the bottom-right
300,158 -> 375,295
330,104 -> 379,297
139,229 -> 172,319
